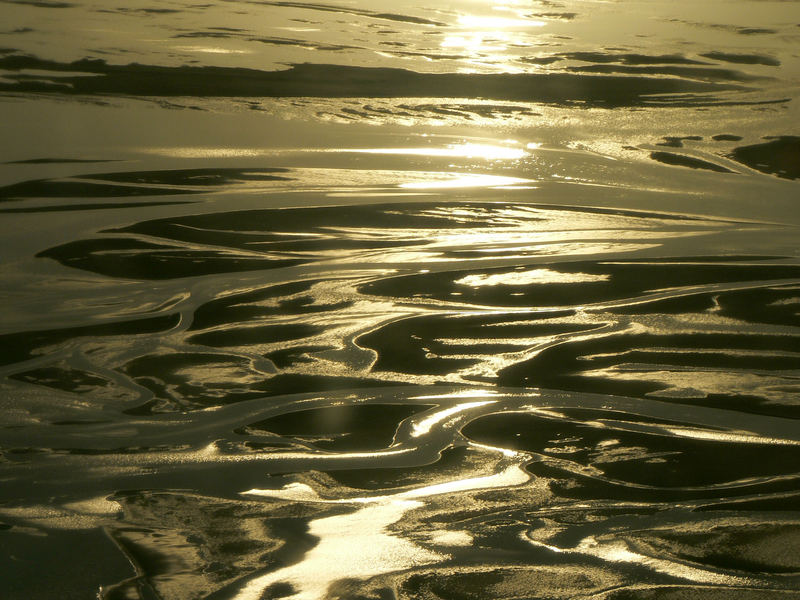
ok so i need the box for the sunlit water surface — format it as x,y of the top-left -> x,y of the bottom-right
1,1 -> 800,599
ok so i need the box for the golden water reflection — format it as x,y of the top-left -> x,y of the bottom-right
399,173 -> 533,189
331,142 -> 528,160
240,457 -> 530,600
455,269 -> 610,287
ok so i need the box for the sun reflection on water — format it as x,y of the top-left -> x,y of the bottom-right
329,142 -> 528,160
239,462 -> 530,600
399,173 -> 533,189
455,269 -> 610,287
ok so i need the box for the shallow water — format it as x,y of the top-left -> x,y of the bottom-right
1,1 -> 800,599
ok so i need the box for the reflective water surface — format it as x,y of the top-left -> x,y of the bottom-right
1,1 -> 800,599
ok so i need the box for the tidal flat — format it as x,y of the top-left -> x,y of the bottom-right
1,1 -> 799,599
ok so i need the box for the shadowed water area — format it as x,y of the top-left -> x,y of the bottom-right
1,1 -> 800,599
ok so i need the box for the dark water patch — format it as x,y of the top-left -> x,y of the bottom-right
700,51 -> 780,67
90,167 -> 292,186
174,31 -> 241,39
728,136 -> 800,180
189,281 -> 320,331
0,56 -> 756,107
649,151 -> 736,173
115,7 -> 182,14
104,202 -> 498,260
189,283 -> 352,333
116,202 -> 497,236
0,200 -> 197,213
531,203 -> 708,222
656,135 -> 703,148
38,237 -> 305,280
609,292 -> 719,315
0,313 -> 179,366
1,166 -> 292,200
672,19 -> 782,37
238,373 -> 403,400
121,398 -> 164,416
175,30 -> 361,52
738,27 -> 777,35
359,259 -> 800,309
634,523 -> 800,574
497,327 -> 800,415
1,0 -> 75,7
326,445 -> 481,490
39,202 -> 565,281
531,12 -> 577,21
0,178 -> 196,201
560,51 -> 707,66
712,133 -> 743,141
373,12 -> 445,26
713,285 -> 800,327
462,410 -> 800,490
0,528 -> 134,600
528,447 -> 800,504
358,311 -> 591,376
4,157 -> 122,164
124,352 -> 277,408
188,323 -> 326,347
385,50 -> 473,61
10,365 -> 114,394
254,37 -> 359,52
683,392 -> 800,422
520,55 -> 564,65
566,64 -> 765,83
397,103 -> 472,117
246,404 -> 426,451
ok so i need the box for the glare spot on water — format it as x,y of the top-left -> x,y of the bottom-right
332,142 -> 528,160
454,269 -> 610,287
143,147 -> 266,157
173,46 -> 252,54
400,173 -> 533,189
410,400 -> 496,437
